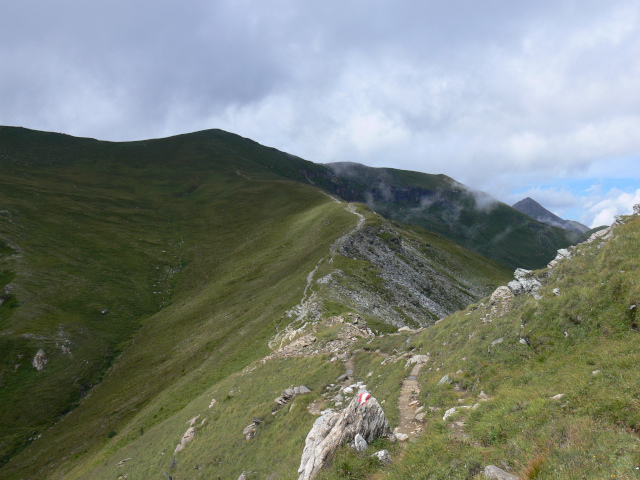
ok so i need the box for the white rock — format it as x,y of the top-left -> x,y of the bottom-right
437,374 -> 452,386
550,394 -> 564,400
491,337 -> 504,346
372,449 -> 392,464
187,414 -> 200,427
442,407 -> 458,421
298,394 -> 393,480
484,465 -> 518,480
395,433 -> 409,441
353,433 -> 368,451
32,349 -> 47,371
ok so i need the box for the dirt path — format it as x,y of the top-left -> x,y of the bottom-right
286,201 -> 366,324
395,356 -> 429,439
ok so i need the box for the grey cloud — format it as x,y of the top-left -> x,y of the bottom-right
1,0 -> 638,224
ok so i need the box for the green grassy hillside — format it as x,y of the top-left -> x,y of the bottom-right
317,213 -> 640,479
0,127 -> 510,479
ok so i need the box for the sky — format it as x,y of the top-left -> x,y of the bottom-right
1,1 -> 639,227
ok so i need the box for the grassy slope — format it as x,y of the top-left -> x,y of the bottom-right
0,127 -> 514,479
319,215 -> 640,479
0,127 -> 357,478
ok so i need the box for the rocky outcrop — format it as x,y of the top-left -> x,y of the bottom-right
298,392 -> 394,480
32,349 -> 47,371
323,225 -> 490,327
489,286 -> 515,316
507,269 -> 542,299
547,248 -> 572,268
173,427 -> 195,454
264,315 -> 373,362
274,385 -> 311,407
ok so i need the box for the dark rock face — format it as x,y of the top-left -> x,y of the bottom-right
322,225 -> 487,327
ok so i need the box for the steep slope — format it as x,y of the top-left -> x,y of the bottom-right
309,163 -> 580,270
0,127 -> 510,478
317,208 -> 640,479
513,196 -> 589,234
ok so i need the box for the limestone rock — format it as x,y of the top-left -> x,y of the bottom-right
353,433 -> 367,451
584,227 -> 610,244
437,374 -> 452,386
243,423 -> 257,439
406,354 -> 429,365
187,415 -> 200,427
491,337 -> 504,346
394,432 -> 408,441
372,449 -> 392,464
174,427 -> 196,454
208,398 -> 217,409
634,203 -> 640,215
298,393 -> 393,480
32,349 -> 47,371
489,286 -> 515,316
507,269 -> 542,299
484,465 -> 518,480
276,386 -> 311,407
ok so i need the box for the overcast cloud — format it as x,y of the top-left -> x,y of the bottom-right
1,0 -> 639,226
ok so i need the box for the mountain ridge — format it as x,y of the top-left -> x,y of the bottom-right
512,196 -> 589,234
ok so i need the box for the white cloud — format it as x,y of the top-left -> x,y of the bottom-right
583,188 -> 640,227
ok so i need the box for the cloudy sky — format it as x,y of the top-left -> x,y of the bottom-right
2,1 -> 639,226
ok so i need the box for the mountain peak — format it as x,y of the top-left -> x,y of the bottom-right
512,197 -> 589,233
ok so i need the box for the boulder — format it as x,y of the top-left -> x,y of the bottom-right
174,427 -> 196,454
489,286 -> 515,315
507,269 -> 542,299
484,465 -> 518,480
372,449 -> 392,464
298,392 -> 393,480
32,349 -> 47,371
353,433 -> 367,451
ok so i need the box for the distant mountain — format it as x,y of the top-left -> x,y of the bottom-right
564,219 -> 591,233
512,197 -> 589,234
